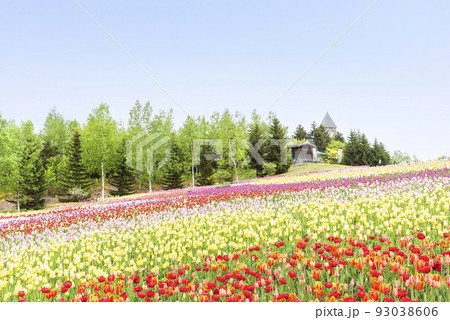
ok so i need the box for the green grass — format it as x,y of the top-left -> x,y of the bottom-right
286,163 -> 349,175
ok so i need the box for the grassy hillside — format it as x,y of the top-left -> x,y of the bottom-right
286,163 -> 349,175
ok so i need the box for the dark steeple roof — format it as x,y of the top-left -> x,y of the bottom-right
321,112 -> 337,129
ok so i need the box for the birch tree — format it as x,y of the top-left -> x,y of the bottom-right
81,104 -> 118,200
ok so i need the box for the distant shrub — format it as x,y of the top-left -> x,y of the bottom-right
262,163 -> 277,176
67,187 -> 90,202
215,169 -> 232,184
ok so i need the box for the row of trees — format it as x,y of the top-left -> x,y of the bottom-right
0,104 -> 292,210
342,130 -> 391,166
0,102 -> 408,210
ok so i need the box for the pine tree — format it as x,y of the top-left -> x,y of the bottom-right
196,144 -> 216,186
308,122 -> 317,141
161,136 -> 184,190
293,124 -> 307,141
40,139 -> 58,170
359,133 -> 375,165
18,137 -> 47,210
109,138 -> 136,196
60,130 -> 92,200
333,132 -> 345,143
266,115 -> 291,174
372,139 -> 390,166
342,130 -> 360,166
314,125 -> 332,152
379,142 -> 391,165
248,121 -> 265,177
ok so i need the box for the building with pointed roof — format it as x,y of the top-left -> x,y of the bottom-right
321,112 -> 337,134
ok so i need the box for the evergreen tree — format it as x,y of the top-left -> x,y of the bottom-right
308,122 -> 317,140
266,115 -> 291,174
378,141 -> 391,165
247,120 -> 265,177
293,124 -> 307,141
109,138 -> 136,196
314,125 -> 332,152
40,139 -> 58,170
333,132 -> 345,143
161,136 -> 184,190
342,130 -> 360,166
17,137 -> 47,210
196,144 -> 216,186
371,139 -> 384,166
60,130 -> 92,200
359,133 -> 375,165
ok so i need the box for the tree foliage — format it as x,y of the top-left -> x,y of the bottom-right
196,144 -> 217,186
247,111 -> 266,177
12,122 -> 47,210
313,125 -> 332,152
293,124 -> 307,142
0,114 -> 19,197
161,135 -> 184,190
60,130 -> 92,200
109,138 -> 136,196
266,114 -> 291,174
343,130 -> 391,167
391,150 -> 419,164
81,104 -> 119,199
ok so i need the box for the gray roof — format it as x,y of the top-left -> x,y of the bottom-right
290,142 -> 317,149
321,112 -> 337,128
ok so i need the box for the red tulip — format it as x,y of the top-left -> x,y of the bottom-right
288,270 -> 297,280
343,297 -> 356,302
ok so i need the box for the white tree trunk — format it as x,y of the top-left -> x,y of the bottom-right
233,162 -> 239,183
149,178 -> 152,193
101,160 -> 105,201
192,165 -> 195,187
17,195 -> 20,213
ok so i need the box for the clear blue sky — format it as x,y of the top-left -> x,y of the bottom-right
1,0 -> 449,160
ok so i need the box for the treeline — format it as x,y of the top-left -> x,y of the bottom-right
0,102 -> 397,210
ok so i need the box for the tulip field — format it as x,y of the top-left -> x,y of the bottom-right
1,160 -> 450,302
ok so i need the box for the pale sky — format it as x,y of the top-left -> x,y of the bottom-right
1,0 -> 449,160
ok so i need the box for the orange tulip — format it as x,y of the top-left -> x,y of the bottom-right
380,283 -> 391,295
312,268 -> 321,281
368,290 -> 379,301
